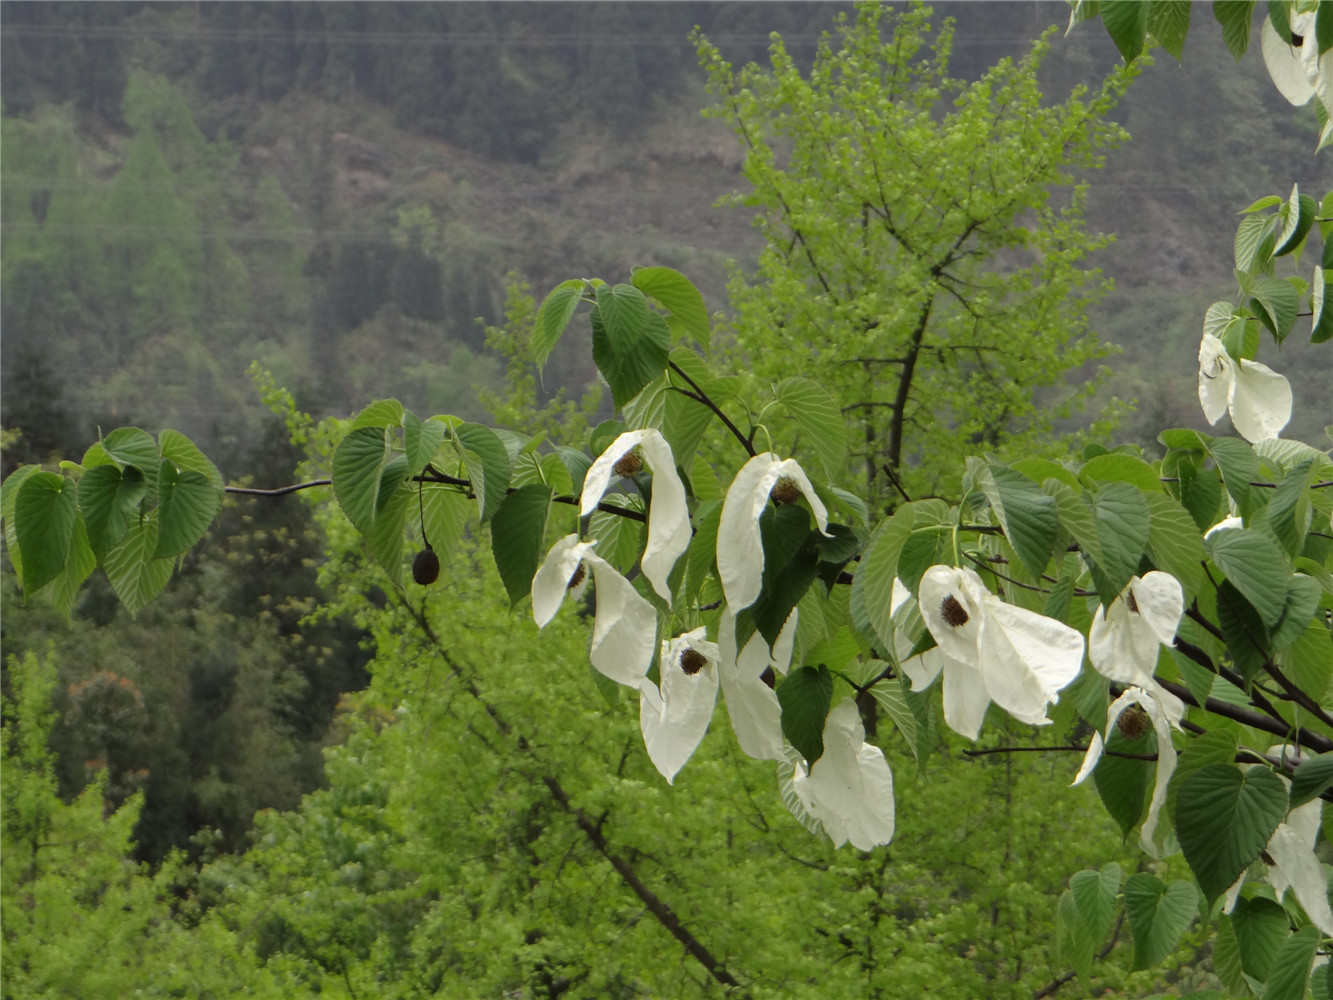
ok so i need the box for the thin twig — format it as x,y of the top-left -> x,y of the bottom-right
1184,604 -> 1224,641
225,479 -> 331,496
877,463 -> 914,503
964,551 -> 1050,594
1032,912 -> 1125,999
1194,575 -> 1333,727
227,473 -> 647,523
1159,476 -> 1280,489
555,495 -> 648,523
667,359 -> 756,457
963,745 -> 1157,761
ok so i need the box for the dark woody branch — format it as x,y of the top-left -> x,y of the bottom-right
227,474 -> 648,524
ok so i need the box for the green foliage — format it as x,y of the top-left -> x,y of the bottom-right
1290,752 -> 1333,807
1122,874 -> 1198,970
1,407 -> 368,863
15,246 -> 1327,992
482,278 -> 602,441
1176,763 -> 1288,904
5,427 -> 224,619
1058,861 -> 1123,987
777,664 -> 834,762
1093,727 -> 1155,837
1,649 -> 282,998
10,240 -> 1328,989
697,2 -> 1135,500
4,4 -> 1333,996
177,535 -> 1148,1000
491,483 -> 555,605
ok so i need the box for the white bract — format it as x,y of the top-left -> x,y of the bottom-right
531,534 -> 657,688
1262,9 -> 1333,118
1072,687 -> 1180,857
1088,573 -> 1186,722
716,607 -> 797,761
901,645 -> 990,741
894,579 -> 989,739
792,699 -> 895,850
717,453 -> 830,611
1197,333 -> 1292,443
1265,804 -> 1333,935
1205,515 -> 1244,538
639,628 -> 720,784
581,429 -> 689,603
1223,753 -> 1333,935
917,565 -> 1084,727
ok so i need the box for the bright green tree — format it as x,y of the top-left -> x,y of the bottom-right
697,4 -> 1134,503
0,650 -> 284,999
188,512 -> 1146,999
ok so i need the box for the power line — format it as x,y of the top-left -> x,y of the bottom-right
2,24 -> 804,46
1,22 -> 1070,48
0,219 -> 1273,248
0,174 -> 1270,197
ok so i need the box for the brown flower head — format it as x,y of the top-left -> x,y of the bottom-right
770,476 -> 801,505
567,562 -> 587,590
613,450 -> 644,477
1116,704 -> 1151,741
679,648 -> 709,676
939,594 -> 970,628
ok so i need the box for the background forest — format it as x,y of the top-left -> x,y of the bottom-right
2,2 -> 1331,998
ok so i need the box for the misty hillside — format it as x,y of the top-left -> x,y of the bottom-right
3,0 -> 1329,476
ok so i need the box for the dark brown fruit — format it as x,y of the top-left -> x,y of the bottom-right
413,547 -> 441,586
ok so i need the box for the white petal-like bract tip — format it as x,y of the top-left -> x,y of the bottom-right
639,628 -> 719,782
805,699 -> 895,849
1230,357 -> 1293,443
977,599 -> 1084,725
1196,333 -> 1292,443
581,429 -> 690,603
1132,573 -> 1184,648
718,453 -> 830,610
717,607 -> 791,761
1205,516 -> 1243,538
1072,730 -> 1104,786
1262,14 -> 1317,106
532,534 -> 595,627
1268,821 -> 1333,935
586,556 -> 658,688
1089,573 -> 1183,692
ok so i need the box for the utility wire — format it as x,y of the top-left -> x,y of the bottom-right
2,23 -> 1064,47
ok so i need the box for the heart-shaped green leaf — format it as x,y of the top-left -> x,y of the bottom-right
1124,873 -> 1197,970
778,664 -> 833,765
1175,763 -> 1287,903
